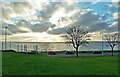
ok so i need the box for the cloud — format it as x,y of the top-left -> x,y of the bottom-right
1,1 -> 77,24
0,27 -> 12,35
11,2 -> 32,13
1,22 -> 18,35
48,11 -> 108,35
108,1 -> 120,10
112,0 -> 119,2
113,12 -> 120,19
1,1 -> 77,25
91,0 -> 100,4
7,32 -> 64,42
31,22 -> 52,32
1,1 -> 38,22
104,21 -> 119,33
0,1 -> 118,42
1,17 -> 33,35
1,2 -> 14,20
47,27 -> 66,34
109,21 -> 118,27
35,2 -> 67,21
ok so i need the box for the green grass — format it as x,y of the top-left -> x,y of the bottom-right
0,52 -> 2,76
2,52 -> 119,75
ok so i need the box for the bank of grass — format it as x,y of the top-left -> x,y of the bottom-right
2,52 -> 119,75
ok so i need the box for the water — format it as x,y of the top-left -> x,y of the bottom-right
0,41 -> 119,52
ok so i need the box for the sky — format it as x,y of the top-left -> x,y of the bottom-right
0,0 -> 119,42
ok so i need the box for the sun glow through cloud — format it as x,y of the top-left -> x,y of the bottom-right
6,32 -> 64,42
49,8 -> 66,25
0,0 -> 119,42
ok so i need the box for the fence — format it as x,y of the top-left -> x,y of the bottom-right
1,42 -> 39,52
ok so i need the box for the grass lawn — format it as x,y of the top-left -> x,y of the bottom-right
2,52 -> 119,75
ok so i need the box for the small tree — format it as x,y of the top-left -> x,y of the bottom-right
42,43 -> 53,53
65,27 -> 90,57
104,33 -> 119,56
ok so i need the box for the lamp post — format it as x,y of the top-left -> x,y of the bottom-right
5,27 -> 7,50
100,32 -> 103,56
101,32 -> 103,56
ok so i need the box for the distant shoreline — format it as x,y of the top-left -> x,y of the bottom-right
0,50 -> 120,52
1,41 -> 120,43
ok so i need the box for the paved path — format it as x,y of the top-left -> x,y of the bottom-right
48,52 -> 120,57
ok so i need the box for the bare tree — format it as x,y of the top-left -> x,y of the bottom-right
65,27 -> 90,57
104,33 -> 120,56
42,43 -> 53,53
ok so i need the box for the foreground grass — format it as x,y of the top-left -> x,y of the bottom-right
2,52 -> 119,75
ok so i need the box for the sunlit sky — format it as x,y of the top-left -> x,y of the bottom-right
0,0 -> 119,42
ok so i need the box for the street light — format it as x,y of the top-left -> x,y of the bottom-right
5,26 -> 7,50
99,32 -> 104,56
100,32 -> 104,56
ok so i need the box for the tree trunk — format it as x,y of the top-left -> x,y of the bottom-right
111,47 -> 114,56
76,47 -> 79,57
